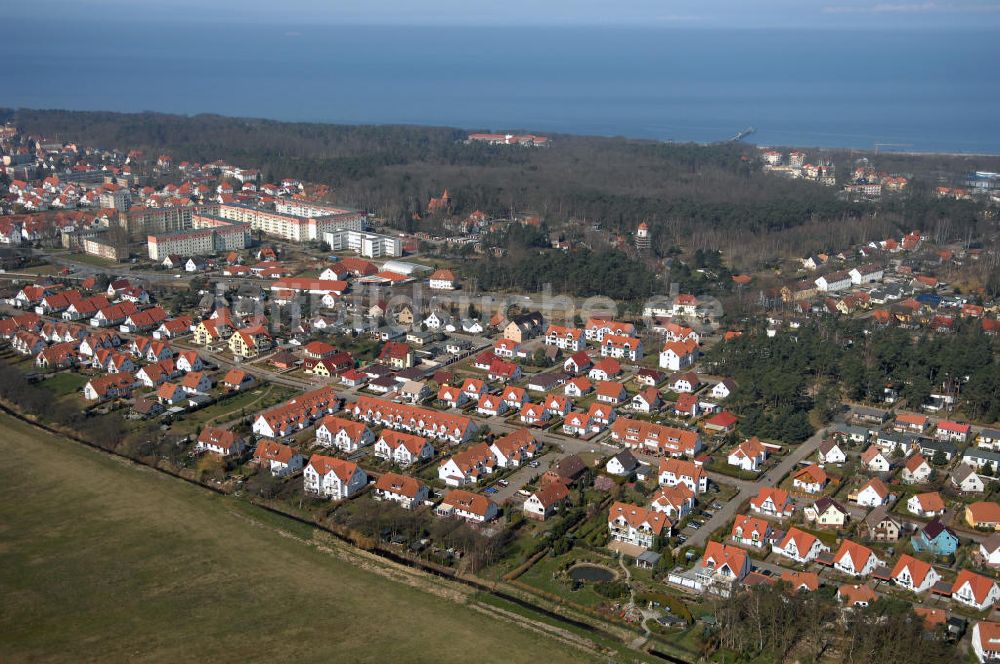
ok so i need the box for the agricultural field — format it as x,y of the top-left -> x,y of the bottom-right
0,414 -> 597,663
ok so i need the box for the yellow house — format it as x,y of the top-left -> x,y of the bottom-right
193,319 -> 226,346
395,305 -> 415,326
966,502 -> 1000,531
229,326 -> 271,359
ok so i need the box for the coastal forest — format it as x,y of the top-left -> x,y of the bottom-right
5,108 -> 997,271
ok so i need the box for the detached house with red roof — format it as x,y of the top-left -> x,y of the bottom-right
772,527 -> 830,563
374,472 -> 429,510
792,464 -> 828,494
608,502 -> 670,549
428,269 -> 457,290
832,540 -> 883,577
315,415 -> 374,453
436,489 -> 498,523
731,514 -> 773,549
304,455 -> 367,499
438,443 -> 496,486
373,431 -> 434,466
523,482 -> 570,521
196,427 -> 247,457
750,488 -> 795,518
891,554 -> 941,593
658,458 -> 707,494
683,542 -> 749,597
728,437 -> 767,472
563,350 -> 592,375
253,440 -> 305,477
659,339 -> 699,371
490,429 -> 540,468
936,420 -> 972,443
952,569 -> 1000,611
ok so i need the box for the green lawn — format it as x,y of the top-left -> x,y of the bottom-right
169,383 -> 298,434
40,372 -> 89,397
0,414 -> 596,663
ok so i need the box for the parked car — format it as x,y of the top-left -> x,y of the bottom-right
498,479 -> 510,487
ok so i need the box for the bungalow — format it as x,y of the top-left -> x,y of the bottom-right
895,412 -> 930,434
374,472 -> 429,509
303,455 -> 367,499
817,439 -> 847,465
964,448 -> 1000,472
595,381 -> 628,405
902,453 -> 933,484
838,584 -> 878,608
891,554 -> 941,593
855,478 -> 890,507
669,372 -> 701,394
704,411 -> 738,434
373,431 -> 434,466
436,490 -> 499,523
156,382 -> 186,405
728,436 -> 767,472
911,519 -> 959,556
772,527 -> 830,563
730,514 -> 773,549
196,427 -> 247,457
953,570 -> 1000,611
936,420 -> 972,443
608,502 -> 670,549
966,502 -> 1000,530
315,416 -> 374,452
222,368 -> 255,392
252,440 -> 305,477
523,481 -> 570,521
658,458 -> 707,494
833,540 -> 883,577
792,464 -> 828,494
180,371 -> 212,395
907,491 -> 946,517
749,487 -> 795,518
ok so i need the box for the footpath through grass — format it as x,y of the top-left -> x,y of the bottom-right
0,414 -> 596,664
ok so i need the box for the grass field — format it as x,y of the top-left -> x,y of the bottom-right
39,371 -> 89,396
0,414 -> 598,663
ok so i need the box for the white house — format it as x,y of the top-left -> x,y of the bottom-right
855,478 -> 890,507
315,416 -> 375,453
373,472 -> 429,509
771,527 -> 829,563
814,270 -> 852,292
832,540 -> 882,577
436,489 -> 498,523
523,482 -> 570,521
727,437 -> 767,472
607,502 -> 670,550
891,554 -> 940,594
373,431 -> 434,466
253,440 -> 306,477
659,340 -> 698,371
606,450 -> 640,477
303,455 -> 367,499
658,458 -> 707,494
952,570 -> 1000,611
817,439 -> 846,465
907,491 -> 946,517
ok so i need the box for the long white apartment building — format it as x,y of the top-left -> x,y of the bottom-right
218,203 -> 365,242
147,213 -> 250,260
323,229 -> 402,258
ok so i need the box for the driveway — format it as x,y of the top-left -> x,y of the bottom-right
681,425 -> 830,550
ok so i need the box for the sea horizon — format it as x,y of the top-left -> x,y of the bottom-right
3,22 -> 1000,155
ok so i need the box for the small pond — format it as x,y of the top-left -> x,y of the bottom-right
569,563 -> 617,583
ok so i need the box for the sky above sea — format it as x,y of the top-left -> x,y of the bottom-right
4,18 -> 1000,153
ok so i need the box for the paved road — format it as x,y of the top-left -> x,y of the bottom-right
681,425 -> 831,550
